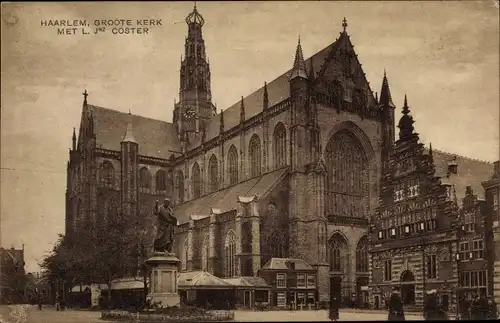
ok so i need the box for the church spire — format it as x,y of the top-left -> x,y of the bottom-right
122,111 -> 137,143
290,36 -> 308,80
379,70 -> 395,108
397,94 -> 417,141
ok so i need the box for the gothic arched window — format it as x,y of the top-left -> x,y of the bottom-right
249,134 -> 262,178
356,235 -> 369,272
273,123 -> 287,169
139,167 -> 151,192
267,231 -> 285,258
224,231 -> 237,278
155,170 -> 167,192
228,145 -> 238,185
182,239 -> 188,271
325,130 -> 369,218
192,162 -> 201,199
328,81 -> 343,108
208,154 -> 218,193
99,161 -> 115,188
166,170 -> 174,198
201,236 -> 209,271
175,171 -> 184,204
328,233 -> 348,272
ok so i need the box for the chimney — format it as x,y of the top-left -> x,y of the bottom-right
493,161 -> 500,179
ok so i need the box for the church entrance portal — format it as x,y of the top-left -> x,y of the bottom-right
330,276 -> 342,305
400,270 -> 415,306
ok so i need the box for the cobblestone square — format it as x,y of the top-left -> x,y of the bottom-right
0,305 -> 427,323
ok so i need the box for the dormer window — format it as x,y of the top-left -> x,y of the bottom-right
390,228 -> 396,237
404,225 -> 410,234
418,222 -> 425,232
447,156 -> 458,176
378,231 -> 383,239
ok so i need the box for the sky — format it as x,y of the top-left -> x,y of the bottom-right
1,1 -> 499,273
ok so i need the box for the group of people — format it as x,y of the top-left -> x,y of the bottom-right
328,288 -> 498,321
458,293 -> 497,320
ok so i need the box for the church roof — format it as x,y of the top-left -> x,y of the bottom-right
87,105 -> 181,159
174,167 -> 288,224
204,38 -> 345,141
425,148 -> 493,203
261,258 -> 314,271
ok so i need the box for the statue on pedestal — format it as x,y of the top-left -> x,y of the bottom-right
153,198 -> 178,254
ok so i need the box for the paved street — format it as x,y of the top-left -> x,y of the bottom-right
0,305 -> 428,322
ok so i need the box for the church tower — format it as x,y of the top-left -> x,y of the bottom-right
173,4 -> 215,142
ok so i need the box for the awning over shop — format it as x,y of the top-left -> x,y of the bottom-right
70,284 -> 108,293
178,271 -> 234,290
222,277 -> 270,289
111,278 -> 145,291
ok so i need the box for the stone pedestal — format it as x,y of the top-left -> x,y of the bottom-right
144,252 -> 181,307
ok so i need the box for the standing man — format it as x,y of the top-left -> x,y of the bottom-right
152,198 -> 178,254
388,288 -> 405,321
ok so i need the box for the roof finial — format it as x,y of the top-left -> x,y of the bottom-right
429,142 -> 433,157
384,68 -> 387,77
342,17 -> 348,32
83,89 -> 88,105
129,109 -> 131,115
194,0 -> 196,10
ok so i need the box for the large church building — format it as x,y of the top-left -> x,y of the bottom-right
65,6 -> 494,307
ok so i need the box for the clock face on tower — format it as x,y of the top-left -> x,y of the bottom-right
182,105 -> 196,120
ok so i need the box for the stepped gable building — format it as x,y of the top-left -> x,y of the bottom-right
368,95 -> 494,311
65,5 -> 494,306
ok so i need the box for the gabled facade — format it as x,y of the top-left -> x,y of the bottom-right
369,97 -> 463,310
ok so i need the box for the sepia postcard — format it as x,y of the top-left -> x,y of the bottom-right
1,1 -> 499,322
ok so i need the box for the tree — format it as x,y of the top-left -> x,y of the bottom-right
78,214 -> 137,302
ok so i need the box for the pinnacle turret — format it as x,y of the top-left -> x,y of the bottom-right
379,70 -> 395,108
290,36 -> 308,80
263,82 -> 269,109
122,111 -> 137,143
397,94 -> 417,141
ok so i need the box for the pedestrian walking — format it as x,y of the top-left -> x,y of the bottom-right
424,290 -> 440,320
388,288 -> 405,321
329,296 -> 340,321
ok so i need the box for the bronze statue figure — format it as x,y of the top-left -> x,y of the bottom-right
153,198 -> 178,253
